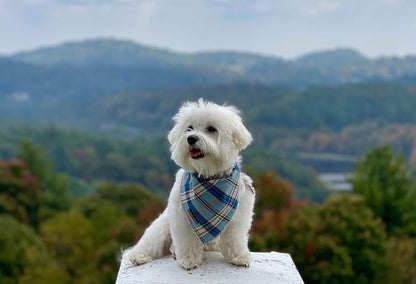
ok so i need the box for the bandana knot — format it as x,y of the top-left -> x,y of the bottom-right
180,164 -> 241,243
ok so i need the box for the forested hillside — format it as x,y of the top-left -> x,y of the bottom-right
4,80 -> 416,167
3,39 -> 416,117
0,125 -> 329,202
10,39 -> 416,85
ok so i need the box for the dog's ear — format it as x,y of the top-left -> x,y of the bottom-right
227,106 -> 253,151
232,122 -> 253,151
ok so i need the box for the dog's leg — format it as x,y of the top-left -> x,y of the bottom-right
169,204 -> 204,269
127,208 -> 171,265
166,171 -> 204,270
219,189 -> 255,267
174,235 -> 203,270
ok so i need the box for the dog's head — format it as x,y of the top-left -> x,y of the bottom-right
168,99 -> 252,178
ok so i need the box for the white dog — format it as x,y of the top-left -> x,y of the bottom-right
127,99 -> 255,270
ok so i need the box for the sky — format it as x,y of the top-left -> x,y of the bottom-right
1,0 -> 415,58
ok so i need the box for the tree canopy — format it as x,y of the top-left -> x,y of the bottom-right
350,146 -> 416,236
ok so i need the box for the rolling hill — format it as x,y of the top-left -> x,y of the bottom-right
6,39 -> 416,87
2,38 -> 416,159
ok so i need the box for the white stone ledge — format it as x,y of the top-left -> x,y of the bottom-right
116,251 -> 304,284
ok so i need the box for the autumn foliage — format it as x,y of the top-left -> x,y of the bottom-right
1,142 -> 416,283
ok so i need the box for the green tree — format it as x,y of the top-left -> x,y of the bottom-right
350,146 -> 416,235
94,182 -> 165,218
0,159 -> 42,229
0,215 -> 68,284
87,201 -> 139,283
315,195 -> 386,284
18,139 -> 71,220
71,182 -> 164,283
384,236 -> 416,284
253,194 -> 387,284
40,210 -> 99,284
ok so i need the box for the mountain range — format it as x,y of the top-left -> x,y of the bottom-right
5,38 -> 416,86
2,38 -> 416,136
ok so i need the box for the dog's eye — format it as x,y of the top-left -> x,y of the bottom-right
187,125 -> 193,131
207,126 -> 217,133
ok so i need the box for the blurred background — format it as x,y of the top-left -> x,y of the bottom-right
1,0 -> 416,283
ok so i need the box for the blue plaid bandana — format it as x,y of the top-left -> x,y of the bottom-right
181,164 -> 241,244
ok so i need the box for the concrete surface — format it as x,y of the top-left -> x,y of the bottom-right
116,251 -> 304,284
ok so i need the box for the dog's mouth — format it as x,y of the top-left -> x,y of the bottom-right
189,148 -> 205,159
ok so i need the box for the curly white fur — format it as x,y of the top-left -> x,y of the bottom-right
127,99 -> 255,270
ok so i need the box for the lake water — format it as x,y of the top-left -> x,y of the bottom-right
296,152 -> 355,192
319,173 -> 352,192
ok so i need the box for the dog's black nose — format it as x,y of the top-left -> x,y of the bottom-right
187,135 -> 199,145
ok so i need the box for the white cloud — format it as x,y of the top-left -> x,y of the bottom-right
23,0 -> 48,3
380,0 -> 401,4
54,0 -> 122,5
303,1 -> 341,16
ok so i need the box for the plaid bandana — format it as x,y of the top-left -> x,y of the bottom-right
181,164 -> 241,244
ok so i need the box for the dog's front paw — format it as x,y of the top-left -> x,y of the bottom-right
128,250 -> 153,266
229,252 -> 252,267
177,257 -> 200,270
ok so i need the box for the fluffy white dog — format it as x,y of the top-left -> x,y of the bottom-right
127,99 -> 255,270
